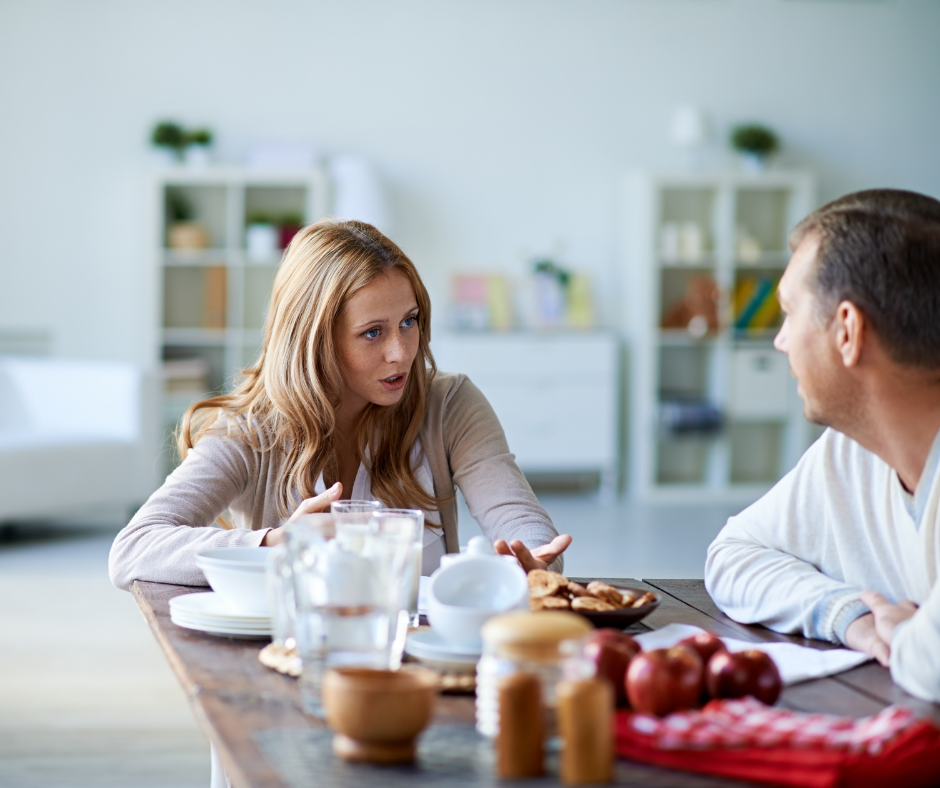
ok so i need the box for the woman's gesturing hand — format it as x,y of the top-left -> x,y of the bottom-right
493,534 -> 573,573
261,482 -> 342,547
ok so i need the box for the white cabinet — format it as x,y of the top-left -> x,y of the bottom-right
147,167 -> 330,476
623,170 -> 817,502
431,332 -> 620,495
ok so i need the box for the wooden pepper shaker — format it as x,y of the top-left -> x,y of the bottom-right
496,672 -> 544,778
556,677 -> 614,785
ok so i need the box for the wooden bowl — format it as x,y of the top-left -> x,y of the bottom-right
321,667 -> 439,763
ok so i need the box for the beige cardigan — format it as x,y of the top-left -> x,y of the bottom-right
109,372 -> 560,591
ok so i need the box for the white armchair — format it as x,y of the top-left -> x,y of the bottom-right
0,357 -> 159,524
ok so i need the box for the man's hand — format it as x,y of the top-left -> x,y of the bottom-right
845,612 -> 891,667
494,534 -> 573,573
860,590 -> 918,646
261,482 -> 342,547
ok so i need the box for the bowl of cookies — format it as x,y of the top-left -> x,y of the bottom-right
527,570 -> 659,628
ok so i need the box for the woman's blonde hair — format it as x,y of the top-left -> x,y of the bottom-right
178,218 -> 445,518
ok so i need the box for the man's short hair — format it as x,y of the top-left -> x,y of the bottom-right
790,189 -> 940,368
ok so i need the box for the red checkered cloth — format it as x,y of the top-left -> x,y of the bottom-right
616,698 -> 940,788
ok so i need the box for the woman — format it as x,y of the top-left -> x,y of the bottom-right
109,220 -> 570,591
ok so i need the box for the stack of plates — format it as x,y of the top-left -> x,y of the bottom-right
169,592 -> 272,639
405,627 -> 480,671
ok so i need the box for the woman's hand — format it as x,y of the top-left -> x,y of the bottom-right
494,534 -> 573,573
261,482 -> 342,546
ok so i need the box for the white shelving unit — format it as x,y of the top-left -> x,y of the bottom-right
432,331 -> 620,497
146,167 -> 330,476
623,170 -> 817,503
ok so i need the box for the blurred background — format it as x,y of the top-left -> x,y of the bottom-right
1,0 -> 938,785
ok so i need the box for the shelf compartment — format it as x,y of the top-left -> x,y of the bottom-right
243,265 -> 278,330
735,188 -> 794,257
658,344 -> 714,401
655,435 -> 714,485
163,266 -> 228,330
729,421 -> 785,484
164,185 -> 227,250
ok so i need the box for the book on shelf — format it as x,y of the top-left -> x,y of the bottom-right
733,276 -> 780,333
203,266 -> 227,329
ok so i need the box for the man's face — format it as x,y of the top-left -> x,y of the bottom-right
774,233 -> 851,427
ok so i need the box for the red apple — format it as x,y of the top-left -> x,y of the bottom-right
626,644 -> 703,716
706,649 -> 782,705
679,632 -> 728,665
584,629 -> 641,707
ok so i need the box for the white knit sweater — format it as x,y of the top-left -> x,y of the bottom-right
705,427 -> 940,702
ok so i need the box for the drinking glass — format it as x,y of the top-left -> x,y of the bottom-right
294,533 -> 390,718
371,509 -> 424,626
265,514 -> 337,651
369,509 -> 425,666
330,499 -> 381,553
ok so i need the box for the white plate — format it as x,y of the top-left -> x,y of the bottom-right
405,627 -> 481,663
170,592 -> 270,624
170,612 -> 272,638
170,611 -> 271,632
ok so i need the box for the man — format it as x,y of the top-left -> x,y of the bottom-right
705,189 -> 940,703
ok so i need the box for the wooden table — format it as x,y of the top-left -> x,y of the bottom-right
132,577 -> 940,788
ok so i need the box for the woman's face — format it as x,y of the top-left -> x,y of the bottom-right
335,268 -> 421,414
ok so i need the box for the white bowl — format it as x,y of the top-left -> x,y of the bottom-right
195,547 -> 271,617
426,556 -> 528,650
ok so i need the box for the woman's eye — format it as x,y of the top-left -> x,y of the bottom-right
364,328 -> 380,339
402,315 -> 417,328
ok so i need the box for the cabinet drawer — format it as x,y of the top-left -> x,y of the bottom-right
729,348 -> 791,419
432,333 -> 617,377
478,381 -> 617,468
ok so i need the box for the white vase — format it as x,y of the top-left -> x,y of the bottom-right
246,223 -> 279,261
184,144 -> 211,168
740,152 -> 767,174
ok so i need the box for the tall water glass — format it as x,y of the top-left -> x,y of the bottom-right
369,509 -> 424,666
372,509 -> 424,626
294,535 -> 389,718
330,499 -> 381,552
265,514 -> 337,651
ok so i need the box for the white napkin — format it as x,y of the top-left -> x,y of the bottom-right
634,623 -> 871,686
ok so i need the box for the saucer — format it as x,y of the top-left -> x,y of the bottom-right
405,627 -> 481,664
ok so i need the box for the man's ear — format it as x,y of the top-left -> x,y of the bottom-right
834,300 -> 865,368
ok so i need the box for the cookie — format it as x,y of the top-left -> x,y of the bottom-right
528,569 -> 568,599
586,581 -> 626,607
530,595 -> 571,611
631,591 -> 657,608
620,590 -> 638,606
566,581 -> 590,598
572,596 -> 617,612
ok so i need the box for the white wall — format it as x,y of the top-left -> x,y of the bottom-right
1,0 -> 938,363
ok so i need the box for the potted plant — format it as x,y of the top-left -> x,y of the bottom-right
184,128 -> 214,167
730,124 -> 779,172
166,191 -> 210,250
151,121 -> 186,164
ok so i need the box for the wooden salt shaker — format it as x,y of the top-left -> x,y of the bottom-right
556,677 -> 614,785
496,672 -> 544,778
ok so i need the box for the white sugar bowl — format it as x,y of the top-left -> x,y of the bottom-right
426,538 -> 528,650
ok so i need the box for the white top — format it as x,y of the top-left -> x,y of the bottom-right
313,439 -> 446,576
705,427 -> 940,703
